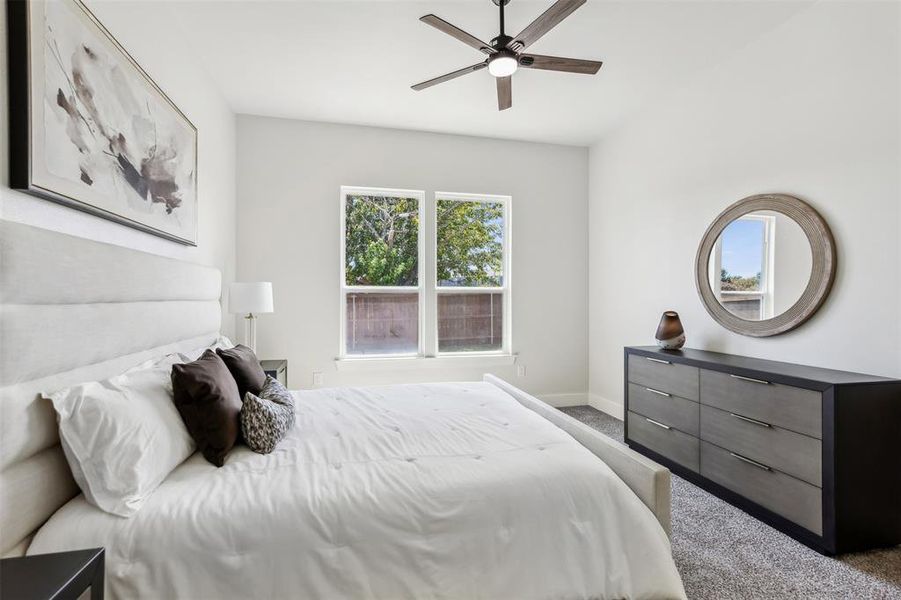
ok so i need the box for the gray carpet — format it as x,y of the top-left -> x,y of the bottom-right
560,406 -> 901,600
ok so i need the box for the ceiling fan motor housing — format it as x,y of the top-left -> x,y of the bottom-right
490,34 -> 513,49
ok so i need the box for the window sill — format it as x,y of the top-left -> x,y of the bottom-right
334,354 -> 516,372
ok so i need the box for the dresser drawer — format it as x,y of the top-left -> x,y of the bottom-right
628,383 -> 699,436
700,404 -> 822,486
701,441 -> 822,535
700,369 -> 822,438
628,355 -> 699,401
628,411 -> 699,472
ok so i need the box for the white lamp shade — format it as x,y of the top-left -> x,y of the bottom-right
229,282 -> 274,314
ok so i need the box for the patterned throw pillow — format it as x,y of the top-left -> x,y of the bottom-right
240,376 -> 295,454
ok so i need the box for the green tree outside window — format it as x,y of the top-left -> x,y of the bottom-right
344,195 -> 504,287
437,200 -> 503,287
345,195 -> 420,286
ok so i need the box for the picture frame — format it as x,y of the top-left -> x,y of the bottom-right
7,0 -> 198,245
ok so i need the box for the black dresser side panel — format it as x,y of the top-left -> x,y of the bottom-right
833,382 -> 901,553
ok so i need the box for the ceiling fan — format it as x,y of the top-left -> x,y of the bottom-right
411,0 -> 602,111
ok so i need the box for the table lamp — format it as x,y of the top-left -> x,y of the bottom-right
229,282 -> 273,353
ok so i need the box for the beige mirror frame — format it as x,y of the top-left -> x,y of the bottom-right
695,194 -> 836,337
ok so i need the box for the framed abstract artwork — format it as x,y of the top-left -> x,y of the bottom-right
7,0 -> 198,245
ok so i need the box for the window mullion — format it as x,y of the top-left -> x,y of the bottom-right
503,195 -> 512,354
339,189 -> 347,358
423,193 -> 437,357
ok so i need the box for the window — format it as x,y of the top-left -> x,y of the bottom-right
340,187 -> 423,357
435,193 -> 509,354
709,214 -> 775,320
340,187 -> 511,359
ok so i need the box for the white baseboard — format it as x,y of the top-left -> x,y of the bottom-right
534,392 -> 624,421
536,392 -> 590,408
587,394 -> 624,421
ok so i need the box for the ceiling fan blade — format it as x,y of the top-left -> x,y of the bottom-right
411,62 -> 487,91
506,0 -> 586,52
497,76 -> 512,111
420,14 -> 494,55
519,54 -> 602,74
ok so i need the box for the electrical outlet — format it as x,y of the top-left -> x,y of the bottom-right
516,364 -> 526,377
312,371 -> 323,387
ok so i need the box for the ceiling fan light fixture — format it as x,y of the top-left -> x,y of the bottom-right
488,53 -> 518,77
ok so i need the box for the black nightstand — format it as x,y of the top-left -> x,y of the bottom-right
260,359 -> 288,387
0,548 -> 104,600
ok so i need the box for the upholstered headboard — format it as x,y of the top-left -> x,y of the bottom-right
0,220 -> 223,556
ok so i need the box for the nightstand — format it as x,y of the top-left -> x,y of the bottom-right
0,548 -> 104,600
260,359 -> 288,387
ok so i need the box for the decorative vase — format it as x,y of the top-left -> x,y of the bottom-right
655,311 -> 685,350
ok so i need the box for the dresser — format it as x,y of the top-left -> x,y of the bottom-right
624,346 -> 901,555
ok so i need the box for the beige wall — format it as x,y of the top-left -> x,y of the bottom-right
588,1 -> 901,411
0,1 -> 238,336
237,116 -> 589,396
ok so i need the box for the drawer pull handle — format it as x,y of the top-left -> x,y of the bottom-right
730,374 -> 770,385
730,413 -> 772,428
645,418 -> 671,430
730,452 -> 772,471
646,387 -> 671,397
646,357 -> 672,365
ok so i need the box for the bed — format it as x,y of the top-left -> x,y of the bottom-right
0,220 -> 686,599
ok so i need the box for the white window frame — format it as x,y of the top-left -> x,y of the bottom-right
339,186 -> 425,359
710,214 -> 775,320
432,192 -> 512,357
338,187 -> 513,365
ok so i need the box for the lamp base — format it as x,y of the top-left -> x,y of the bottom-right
244,313 -> 258,353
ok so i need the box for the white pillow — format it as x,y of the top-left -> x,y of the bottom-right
125,351 -> 184,373
46,363 -> 195,517
178,335 -> 235,362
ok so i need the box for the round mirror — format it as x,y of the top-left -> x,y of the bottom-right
695,194 -> 836,337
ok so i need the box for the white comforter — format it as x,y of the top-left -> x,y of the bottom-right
30,382 -> 685,599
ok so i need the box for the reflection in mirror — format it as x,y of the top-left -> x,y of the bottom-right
707,211 -> 812,321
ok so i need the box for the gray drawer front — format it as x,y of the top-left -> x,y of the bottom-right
700,369 -> 822,438
700,405 -> 822,487
629,355 -> 699,401
700,441 -> 822,535
629,383 -> 699,436
628,411 -> 699,472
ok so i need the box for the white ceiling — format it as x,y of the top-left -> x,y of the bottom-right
163,0 -> 812,146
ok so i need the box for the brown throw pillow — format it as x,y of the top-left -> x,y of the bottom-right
216,345 -> 266,399
171,350 -> 242,467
